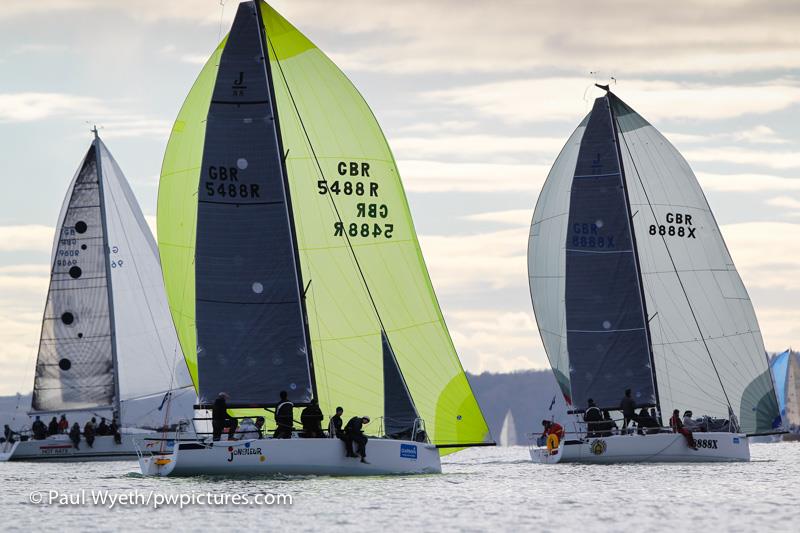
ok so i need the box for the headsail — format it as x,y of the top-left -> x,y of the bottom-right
32,135 -> 191,426
529,89 -> 780,433
158,0 -> 490,448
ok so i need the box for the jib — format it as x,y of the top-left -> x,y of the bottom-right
208,166 -> 238,181
665,212 -> 692,225
338,161 -> 370,177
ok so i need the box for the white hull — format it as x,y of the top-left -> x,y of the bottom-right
530,432 -> 749,464
1,432 -> 177,462
139,437 -> 441,477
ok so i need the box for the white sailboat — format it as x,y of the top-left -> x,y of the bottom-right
137,0 -> 492,477
499,409 -> 518,447
527,86 -> 781,464
1,131 -> 193,462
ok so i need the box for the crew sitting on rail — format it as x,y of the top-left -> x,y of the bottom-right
344,415 -> 371,463
584,399 -> 602,437
273,391 -> 294,439
329,406 -> 345,439
254,416 -> 265,439
2,424 -> 18,444
69,422 -> 81,449
682,410 -> 701,431
58,414 -> 69,434
636,407 -> 659,435
670,409 -> 697,450
47,416 -> 59,436
109,418 -> 121,444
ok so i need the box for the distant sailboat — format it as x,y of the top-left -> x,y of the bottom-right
527,86 -> 780,463
499,410 -> 518,447
138,0 -> 491,477
769,349 -> 800,441
1,131 -> 193,462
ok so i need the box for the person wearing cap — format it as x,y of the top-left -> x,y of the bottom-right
212,392 -> 237,441
583,398 -> 602,437
344,415 -> 371,463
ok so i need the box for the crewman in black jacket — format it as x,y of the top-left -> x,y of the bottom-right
329,407 -> 344,439
584,399 -> 602,437
344,415 -> 371,463
300,398 -> 324,438
274,390 -> 294,439
620,389 -> 637,432
212,392 -> 237,441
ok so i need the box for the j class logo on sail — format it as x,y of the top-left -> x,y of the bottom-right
571,222 -> 615,249
227,446 -> 263,462
649,212 -> 697,239
323,161 -> 395,240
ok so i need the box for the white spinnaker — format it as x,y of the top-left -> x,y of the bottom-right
613,99 -> 775,432
528,119 -> 587,404
98,140 -> 193,426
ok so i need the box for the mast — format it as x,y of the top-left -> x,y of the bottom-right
93,126 -> 123,425
253,0 -> 318,401
603,89 -> 662,417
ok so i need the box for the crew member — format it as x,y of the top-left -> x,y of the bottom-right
344,416 -> 371,463
109,418 -> 121,444
620,389 -> 636,431
599,410 -> 617,437
584,399 -> 602,437
212,392 -> 237,441
636,407 -> 659,435
3,424 -> 17,444
58,414 -> 69,434
69,422 -> 81,449
84,419 -> 96,448
98,417 -> 109,436
540,420 -> 565,443
683,410 -> 700,431
329,407 -> 345,439
236,417 -> 260,440
31,416 -> 47,440
670,409 -> 697,449
254,417 -> 265,439
274,390 -> 294,439
300,398 -> 324,438
46,416 -> 58,436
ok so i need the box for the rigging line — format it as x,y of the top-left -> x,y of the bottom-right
264,32 -> 420,417
614,111 -> 733,412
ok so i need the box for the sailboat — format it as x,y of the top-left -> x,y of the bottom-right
137,0 -> 491,477
769,349 -> 800,441
527,86 -> 781,463
1,131 -> 193,462
498,409 -> 518,447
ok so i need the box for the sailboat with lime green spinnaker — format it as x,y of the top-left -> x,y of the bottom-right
139,0 -> 492,477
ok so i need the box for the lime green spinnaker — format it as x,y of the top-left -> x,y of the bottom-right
157,1 -> 490,449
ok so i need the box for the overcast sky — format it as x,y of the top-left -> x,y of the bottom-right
1,0 -> 799,395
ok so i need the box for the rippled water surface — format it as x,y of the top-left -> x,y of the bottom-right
1,443 -> 797,531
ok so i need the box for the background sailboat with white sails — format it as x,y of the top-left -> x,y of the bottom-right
139,0 -> 492,477
527,86 -> 781,463
1,131 -> 193,462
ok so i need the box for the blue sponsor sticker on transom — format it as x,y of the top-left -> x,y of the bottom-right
400,444 -> 418,460
733,437 -> 740,444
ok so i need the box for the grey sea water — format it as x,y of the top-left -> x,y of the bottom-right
1,443 -> 796,532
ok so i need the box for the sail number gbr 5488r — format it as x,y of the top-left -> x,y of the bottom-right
321,161 -> 395,239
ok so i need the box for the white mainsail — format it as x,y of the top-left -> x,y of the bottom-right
31,134 -> 192,428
